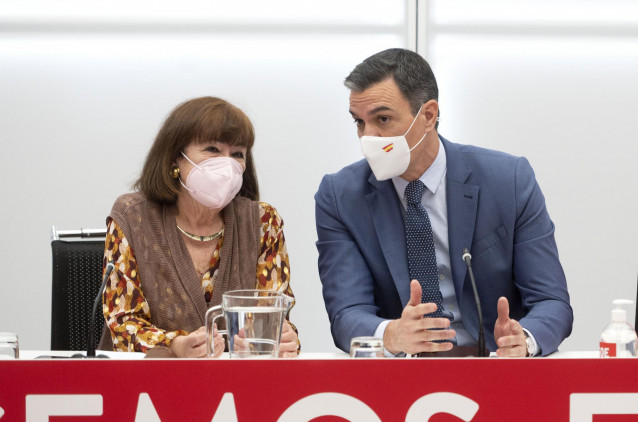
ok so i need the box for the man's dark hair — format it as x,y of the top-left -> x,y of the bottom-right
345,48 -> 439,121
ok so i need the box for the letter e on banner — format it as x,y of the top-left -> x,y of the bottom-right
26,394 -> 102,421
571,393 -> 638,421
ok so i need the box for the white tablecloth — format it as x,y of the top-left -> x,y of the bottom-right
14,349 -> 601,360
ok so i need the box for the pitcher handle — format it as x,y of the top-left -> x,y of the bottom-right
205,305 -> 226,357
283,295 -> 295,314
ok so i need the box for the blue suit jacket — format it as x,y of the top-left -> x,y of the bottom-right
315,137 -> 573,356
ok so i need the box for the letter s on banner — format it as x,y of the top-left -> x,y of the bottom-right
277,392 -> 381,422
405,392 -> 479,422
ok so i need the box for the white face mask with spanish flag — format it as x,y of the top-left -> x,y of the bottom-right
359,104 -> 426,181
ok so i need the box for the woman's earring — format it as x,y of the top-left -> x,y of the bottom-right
170,166 -> 180,179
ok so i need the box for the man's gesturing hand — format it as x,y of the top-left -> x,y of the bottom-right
494,296 -> 527,357
383,280 -> 456,355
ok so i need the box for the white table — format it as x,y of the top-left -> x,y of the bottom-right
16,349 -> 600,360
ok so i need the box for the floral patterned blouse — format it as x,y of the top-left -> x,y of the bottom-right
103,202 -> 293,353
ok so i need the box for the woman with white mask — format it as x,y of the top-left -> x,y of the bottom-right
98,97 -> 299,358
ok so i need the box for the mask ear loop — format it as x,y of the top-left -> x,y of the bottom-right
405,104 -> 427,152
403,103 -> 425,136
180,151 -> 200,169
409,131 -> 427,152
179,151 -> 199,192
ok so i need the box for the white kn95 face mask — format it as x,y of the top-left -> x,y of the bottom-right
360,105 -> 426,181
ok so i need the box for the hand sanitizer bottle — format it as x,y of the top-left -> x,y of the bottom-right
599,299 -> 637,357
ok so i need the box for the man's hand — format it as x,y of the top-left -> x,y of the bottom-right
384,280 -> 455,355
494,296 -> 527,357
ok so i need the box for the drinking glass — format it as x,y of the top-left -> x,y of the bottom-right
350,337 -> 384,358
0,332 -> 19,359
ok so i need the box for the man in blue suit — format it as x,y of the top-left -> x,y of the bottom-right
315,48 -> 572,357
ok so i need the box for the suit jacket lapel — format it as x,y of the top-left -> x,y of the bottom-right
365,173 -> 411,306
442,138 -> 479,304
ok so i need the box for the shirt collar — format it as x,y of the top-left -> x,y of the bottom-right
392,137 -> 447,200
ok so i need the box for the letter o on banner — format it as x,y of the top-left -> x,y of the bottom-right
277,393 -> 381,422
405,392 -> 479,422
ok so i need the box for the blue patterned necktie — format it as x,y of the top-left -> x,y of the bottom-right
404,180 -> 443,317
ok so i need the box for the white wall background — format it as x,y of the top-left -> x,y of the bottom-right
0,0 -> 407,352
419,0 -> 638,352
0,0 -> 636,353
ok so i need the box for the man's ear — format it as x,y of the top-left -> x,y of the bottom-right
422,99 -> 439,132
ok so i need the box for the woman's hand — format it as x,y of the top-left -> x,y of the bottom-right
169,326 -> 224,358
209,325 -> 225,358
169,326 -> 207,358
279,321 -> 299,358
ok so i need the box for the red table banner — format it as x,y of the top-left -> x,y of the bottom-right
1,358 -> 638,421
